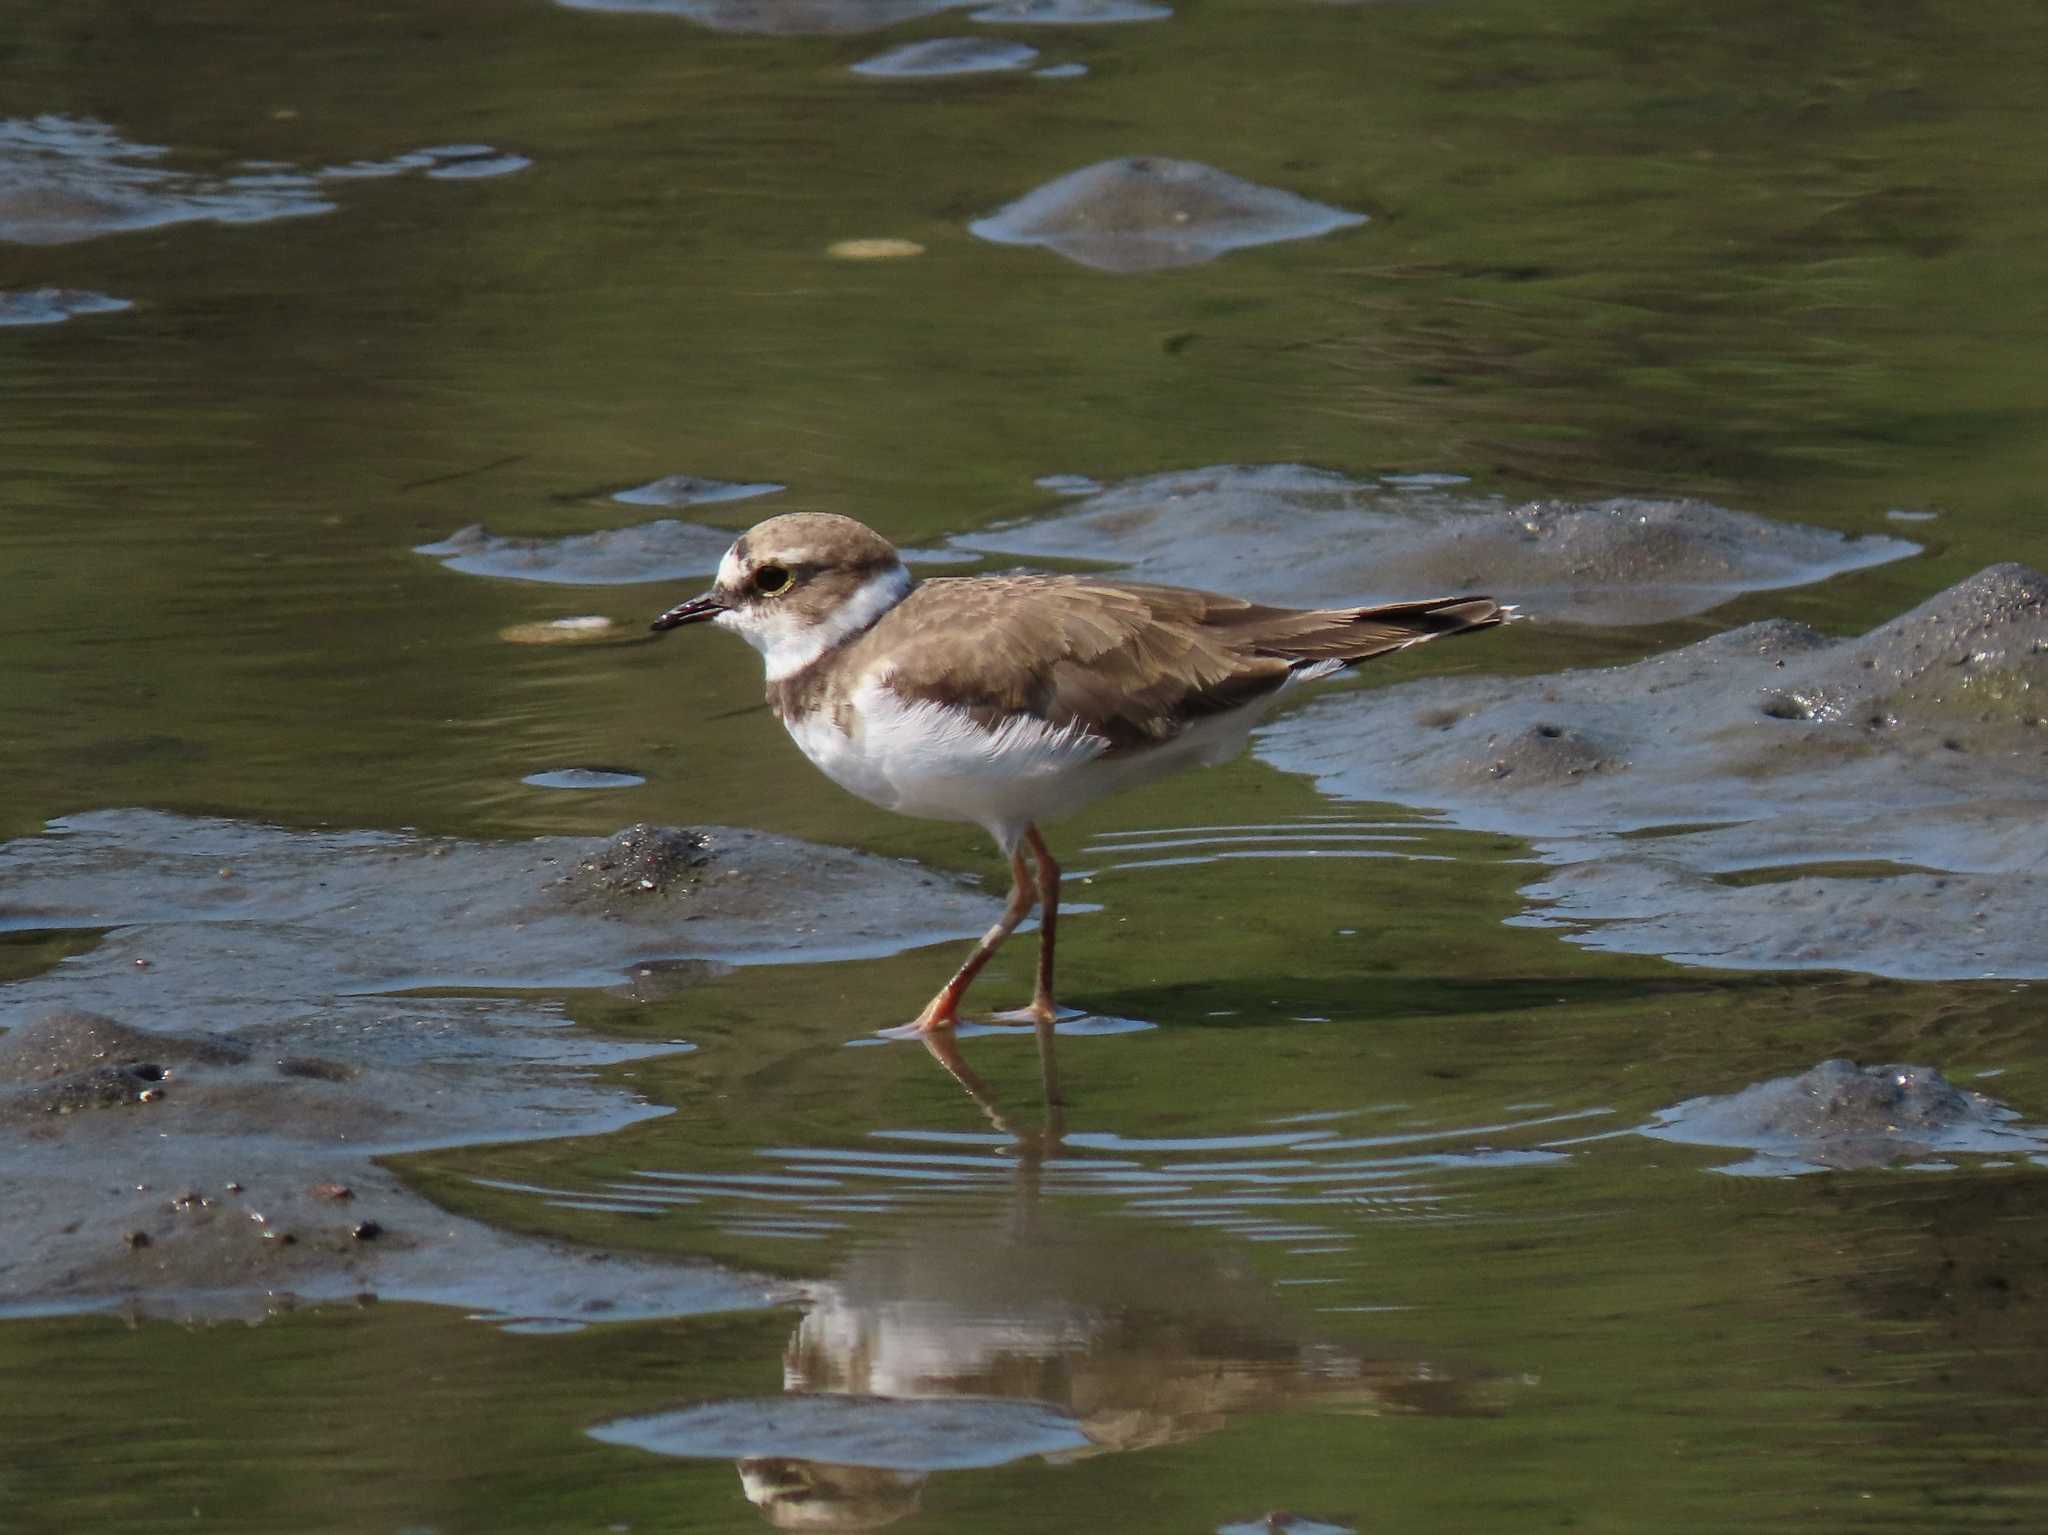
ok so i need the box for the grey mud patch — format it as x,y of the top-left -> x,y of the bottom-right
416,518 -> 736,584
420,518 -> 980,584
1257,564 -> 2048,979
852,38 -> 1041,76
954,464 -> 1918,624
970,0 -> 1172,21
1638,1061 -> 2048,1176
970,159 -> 1367,272
0,811 -> 997,1321
523,768 -> 648,790
0,117 -> 524,247
611,473 -> 786,509
0,287 -> 132,326
1218,1518 -> 1354,1535
553,0 -> 973,33
592,1395 -> 1091,1472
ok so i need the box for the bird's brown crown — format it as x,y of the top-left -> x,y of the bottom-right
721,513 -> 900,594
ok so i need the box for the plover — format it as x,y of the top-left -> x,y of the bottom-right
653,513 -> 1510,1060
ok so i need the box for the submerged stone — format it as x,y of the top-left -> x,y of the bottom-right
1640,1061 -> 2048,1175
498,616 -> 623,645
415,518 -> 734,584
851,37 -> 1040,75
554,0 -> 973,32
954,464 -> 1918,624
1258,564 -> 2048,980
826,236 -> 927,259
0,287 -> 132,326
970,158 -> 1367,272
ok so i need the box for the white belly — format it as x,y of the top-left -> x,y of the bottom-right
783,678 -> 1274,850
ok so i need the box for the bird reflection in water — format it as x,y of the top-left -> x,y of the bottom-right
590,1044 -> 1502,1530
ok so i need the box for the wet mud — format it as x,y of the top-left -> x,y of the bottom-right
0,117 -> 524,248
958,464 -> 1918,624
970,160 -> 1368,272
851,38 -> 1042,76
416,518 -> 738,584
970,0 -> 1172,21
0,287 -> 131,326
0,813 -> 998,1320
553,0 -> 974,33
421,518 -> 979,584
1639,1060 -> 2048,1176
1258,565 -> 2048,979
610,474 -> 786,509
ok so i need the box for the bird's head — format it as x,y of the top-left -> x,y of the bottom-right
652,512 -> 911,681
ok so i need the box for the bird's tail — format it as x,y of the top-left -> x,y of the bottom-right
1263,595 -> 1519,673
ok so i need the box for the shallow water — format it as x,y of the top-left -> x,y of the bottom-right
5,0 -> 2048,1530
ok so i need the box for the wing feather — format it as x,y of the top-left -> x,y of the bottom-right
857,576 -> 1507,755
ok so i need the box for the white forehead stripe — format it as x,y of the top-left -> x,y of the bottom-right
716,546 -> 745,589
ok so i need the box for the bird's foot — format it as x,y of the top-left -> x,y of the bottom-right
987,1001 -> 1066,1028
874,998 -> 963,1041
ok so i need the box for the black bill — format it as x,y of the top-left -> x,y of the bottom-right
650,593 -> 727,632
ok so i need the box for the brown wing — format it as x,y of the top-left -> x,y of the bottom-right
863,575 -> 1509,755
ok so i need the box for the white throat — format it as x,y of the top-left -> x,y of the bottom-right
723,563 -> 912,682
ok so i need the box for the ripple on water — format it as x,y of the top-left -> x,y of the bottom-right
493,1099 -> 1594,1258
1080,817 -> 1448,878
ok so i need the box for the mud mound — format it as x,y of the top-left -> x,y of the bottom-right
1259,565 -> 2048,978
954,465 -> 1917,625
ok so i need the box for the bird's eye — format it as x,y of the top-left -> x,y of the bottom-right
754,565 -> 792,595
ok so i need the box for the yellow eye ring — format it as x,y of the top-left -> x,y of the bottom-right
754,565 -> 792,595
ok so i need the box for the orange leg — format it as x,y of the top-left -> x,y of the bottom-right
1024,825 -> 1061,1023
1024,825 -> 1064,1107
913,841 -> 1036,1032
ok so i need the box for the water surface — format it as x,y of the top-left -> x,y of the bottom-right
4,0 -> 2048,1529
